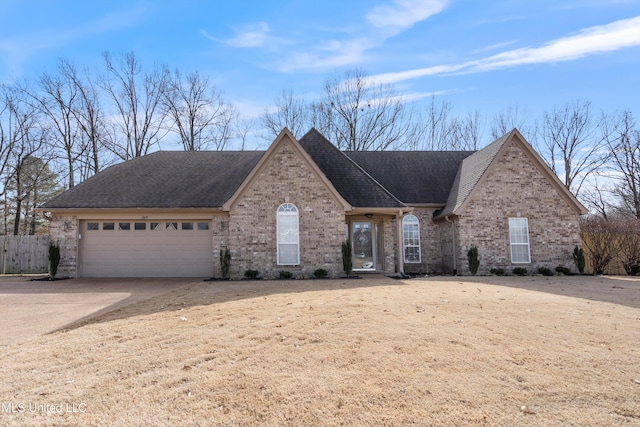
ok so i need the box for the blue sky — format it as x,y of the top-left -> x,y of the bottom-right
1,0 -> 640,147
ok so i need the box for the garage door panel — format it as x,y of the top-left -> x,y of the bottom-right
80,220 -> 213,277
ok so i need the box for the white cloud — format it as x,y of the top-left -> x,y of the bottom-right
275,38 -> 374,72
366,0 -> 448,35
226,22 -> 270,48
368,16 -> 640,83
275,1 -> 448,72
368,63 -> 467,84
472,16 -> 640,71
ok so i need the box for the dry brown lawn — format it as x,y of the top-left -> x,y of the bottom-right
1,274 -> 639,426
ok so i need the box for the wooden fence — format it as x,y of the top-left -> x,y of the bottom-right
0,235 -> 50,274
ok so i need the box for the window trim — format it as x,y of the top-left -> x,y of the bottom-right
402,214 -> 422,264
509,217 -> 531,264
277,203 -> 300,265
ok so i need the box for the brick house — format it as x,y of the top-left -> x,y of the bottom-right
41,128 -> 587,278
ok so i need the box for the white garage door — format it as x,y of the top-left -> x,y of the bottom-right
79,220 -> 213,277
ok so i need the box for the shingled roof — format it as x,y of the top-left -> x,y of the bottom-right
436,130 -> 513,217
42,128 -> 494,211
41,151 -> 263,209
345,151 -> 473,205
298,129 -> 405,209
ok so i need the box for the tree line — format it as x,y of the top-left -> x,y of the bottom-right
1,51 -> 638,235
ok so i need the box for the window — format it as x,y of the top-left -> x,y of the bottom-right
197,222 -> 210,230
150,222 -> 160,230
103,222 -> 114,231
181,222 -> 194,230
134,222 -> 146,230
277,203 -> 299,265
509,218 -> 531,263
87,222 -> 99,231
118,222 -> 130,231
402,214 -> 421,263
166,222 -> 177,230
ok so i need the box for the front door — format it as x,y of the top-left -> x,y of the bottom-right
352,221 -> 375,270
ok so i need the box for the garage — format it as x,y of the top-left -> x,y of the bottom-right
79,220 -> 213,277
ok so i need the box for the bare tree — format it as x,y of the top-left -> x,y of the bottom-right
490,104 -> 532,139
233,116 -> 256,151
408,97 -> 457,150
0,85 -> 48,234
0,85 -> 20,196
164,70 -> 236,151
99,51 -> 170,160
601,110 -> 640,219
581,177 -> 612,219
539,100 -> 604,197
313,68 -> 409,151
454,110 -> 484,151
261,90 -> 310,140
30,62 -> 85,188
59,60 -> 107,180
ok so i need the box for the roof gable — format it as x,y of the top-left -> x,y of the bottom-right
437,128 -> 587,218
222,128 -> 352,211
298,129 -> 406,209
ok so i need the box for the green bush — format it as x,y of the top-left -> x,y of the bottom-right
313,268 -> 328,278
573,246 -> 585,274
279,270 -> 293,279
342,239 -> 353,277
536,266 -> 554,276
467,245 -> 479,275
512,267 -> 528,276
555,265 -> 571,275
489,268 -> 505,276
244,269 -> 259,279
48,242 -> 61,279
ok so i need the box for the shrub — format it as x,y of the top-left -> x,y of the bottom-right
342,239 -> 353,277
48,242 -> 61,279
244,269 -> 259,279
512,267 -> 528,276
219,247 -> 231,279
555,265 -> 571,275
467,245 -> 479,275
313,268 -> 328,279
536,266 -> 554,276
279,270 -> 293,279
580,217 -> 618,274
618,219 -> 640,276
490,268 -> 505,276
573,246 -> 585,274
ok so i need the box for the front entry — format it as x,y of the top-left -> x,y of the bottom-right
352,221 -> 376,271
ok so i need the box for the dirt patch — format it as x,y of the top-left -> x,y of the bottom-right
0,275 -> 639,426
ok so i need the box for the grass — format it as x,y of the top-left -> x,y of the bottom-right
1,275 -> 639,426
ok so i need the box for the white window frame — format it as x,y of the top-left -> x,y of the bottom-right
509,217 -> 531,264
277,203 -> 300,265
402,214 -> 421,264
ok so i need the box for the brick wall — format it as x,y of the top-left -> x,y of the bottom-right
454,140 -> 581,275
49,215 -> 79,277
228,139 -> 346,279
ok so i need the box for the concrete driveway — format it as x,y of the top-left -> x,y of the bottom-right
0,277 -> 199,347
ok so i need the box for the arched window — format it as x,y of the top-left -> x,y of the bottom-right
277,203 -> 299,265
402,214 -> 421,263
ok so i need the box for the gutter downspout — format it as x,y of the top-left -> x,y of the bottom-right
397,210 -> 404,274
445,215 -> 457,275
